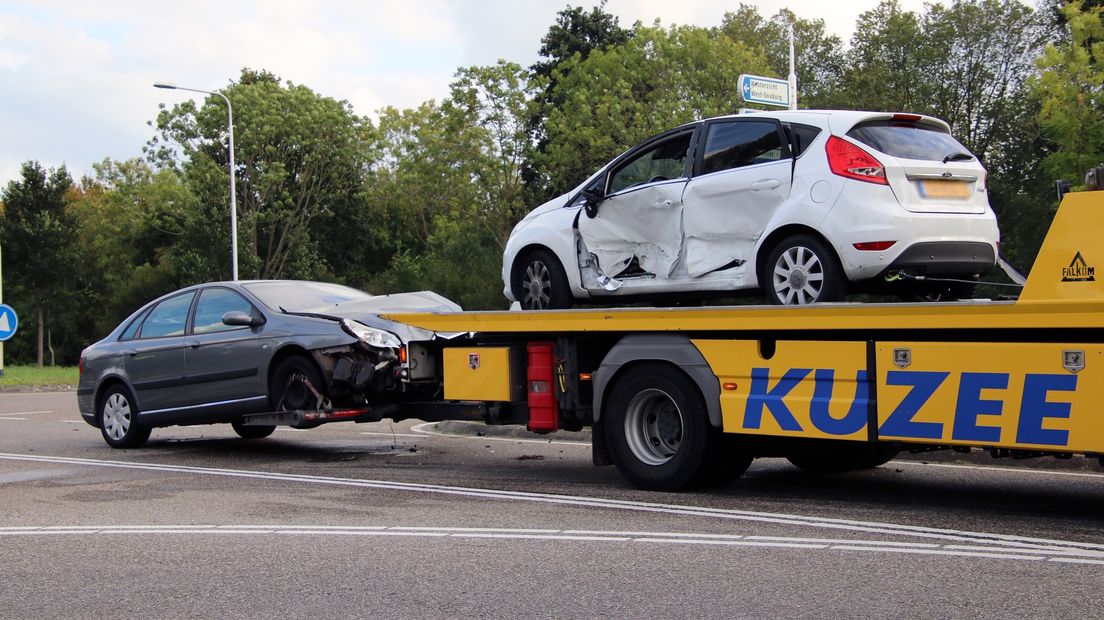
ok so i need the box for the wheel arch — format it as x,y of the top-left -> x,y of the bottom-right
755,224 -> 846,289
510,243 -> 565,294
266,344 -> 325,395
592,334 -> 722,429
93,375 -> 136,427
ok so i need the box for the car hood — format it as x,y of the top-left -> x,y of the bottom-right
292,290 -> 463,343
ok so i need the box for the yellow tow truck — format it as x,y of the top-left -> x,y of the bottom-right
383,192 -> 1103,490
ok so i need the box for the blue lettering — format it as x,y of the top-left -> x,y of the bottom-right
1016,374 -> 1077,447
809,369 -> 869,436
744,368 -> 810,431
951,372 -> 1007,442
879,371 -> 948,440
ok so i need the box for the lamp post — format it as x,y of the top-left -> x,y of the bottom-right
153,81 -> 238,280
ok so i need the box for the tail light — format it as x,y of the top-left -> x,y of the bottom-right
853,241 -> 896,251
826,136 -> 888,185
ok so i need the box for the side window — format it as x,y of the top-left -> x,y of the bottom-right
608,132 -> 693,194
137,292 -> 195,339
784,123 -> 823,159
701,121 -> 787,175
119,308 -> 151,341
193,288 -> 258,335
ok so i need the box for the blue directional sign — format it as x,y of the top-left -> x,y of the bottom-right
738,74 -> 791,108
0,304 -> 17,342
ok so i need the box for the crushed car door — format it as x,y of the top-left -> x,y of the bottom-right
577,130 -> 694,282
681,118 -> 792,278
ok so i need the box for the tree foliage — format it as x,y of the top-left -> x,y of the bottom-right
0,162 -> 78,365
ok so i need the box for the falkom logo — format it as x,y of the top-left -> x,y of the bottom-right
1061,252 -> 1096,282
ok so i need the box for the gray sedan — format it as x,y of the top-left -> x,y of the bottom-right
77,280 -> 459,448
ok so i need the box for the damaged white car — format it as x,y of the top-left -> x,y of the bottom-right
503,110 -> 999,308
77,280 -> 460,448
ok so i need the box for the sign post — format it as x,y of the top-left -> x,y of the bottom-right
738,74 -> 791,108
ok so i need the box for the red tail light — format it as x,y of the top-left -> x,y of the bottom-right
826,136 -> 888,185
853,241 -> 896,251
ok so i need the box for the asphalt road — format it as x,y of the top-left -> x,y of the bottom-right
1,391 -> 1102,618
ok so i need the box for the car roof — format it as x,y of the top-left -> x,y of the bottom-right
679,109 -> 952,133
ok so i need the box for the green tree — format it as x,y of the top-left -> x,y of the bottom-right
0,162 -> 77,365
719,5 -> 847,108
148,68 -> 373,280
539,24 -> 769,194
1033,1 -> 1104,185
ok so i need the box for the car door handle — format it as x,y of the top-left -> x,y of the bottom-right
654,199 -> 673,207
121,349 -> 137,358
185,341 -> 201,350
751,179 -> 781,191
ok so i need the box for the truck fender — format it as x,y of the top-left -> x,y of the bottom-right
592,333 -> 722,429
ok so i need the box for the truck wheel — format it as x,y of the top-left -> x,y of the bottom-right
606,363 -> 741,491
763,235 -> 845,305
97,384 -> 151,449
787,445 -> 898,474
231,420 -> 276,439
514,249 -> 572,310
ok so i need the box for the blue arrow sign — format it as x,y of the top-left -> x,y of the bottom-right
0,304 -> 17,342
738,74 -> 790,108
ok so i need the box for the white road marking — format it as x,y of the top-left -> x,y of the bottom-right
360,431 -> 424,439
0,417 -> 27,421
0,452 -> 1101,562
0,524 -> 1095,564
0,410 -> 50,416
899,460 -> 1104,479
412,422 -> 590,447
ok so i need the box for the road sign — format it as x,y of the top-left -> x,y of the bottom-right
738,74 -> 790,108
0,304 -> 17,342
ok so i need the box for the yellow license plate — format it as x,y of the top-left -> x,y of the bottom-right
918,179 -> 970,199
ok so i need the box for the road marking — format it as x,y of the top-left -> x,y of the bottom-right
360,431 -> 424,439
0,524 -> 1096,564
0,410 -> 50,416
412,422 -> 590,447
0,451 -> 1100,558
0,417 -> 27,421
899,460 -> 1104,479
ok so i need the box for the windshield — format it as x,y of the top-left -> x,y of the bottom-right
847,120 -> 971,161
242,281 -> 373,312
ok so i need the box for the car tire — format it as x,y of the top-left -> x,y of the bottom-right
97,384 -> 151,449
605,363 -> 747,491
763,235 -> 846,305
269,355 -> 327,412
514,249 -> 572,310
787,445 -> 899,474
231,420 -> 276,439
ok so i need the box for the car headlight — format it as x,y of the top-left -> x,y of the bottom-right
341,320 -> 402,349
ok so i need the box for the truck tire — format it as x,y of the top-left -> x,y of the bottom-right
97,384 -> 152,449
787,444 -> 899,474
605,362 -> 748,491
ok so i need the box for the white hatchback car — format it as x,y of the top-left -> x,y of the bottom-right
503,110 -> 999,308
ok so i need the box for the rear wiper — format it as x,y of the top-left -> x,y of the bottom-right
943,152 -> 974,163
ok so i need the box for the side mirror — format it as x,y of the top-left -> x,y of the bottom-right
581,188 -> 605,219
223,311 -> 265,327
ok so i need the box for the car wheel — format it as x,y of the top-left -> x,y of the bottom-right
605,363 -> 748,491
764,235 -> 845,305
97,384 -> 151,449
270,355 -> 328,412
514,249 -> 572,310
231,420 -> 276,439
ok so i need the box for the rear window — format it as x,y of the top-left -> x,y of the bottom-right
847,120 -> 970,161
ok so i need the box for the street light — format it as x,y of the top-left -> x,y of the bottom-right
153,81 -> 238,280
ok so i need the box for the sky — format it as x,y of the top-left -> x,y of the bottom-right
0,0 -> 931,188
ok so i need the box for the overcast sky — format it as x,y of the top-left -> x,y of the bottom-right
0,1 -> 931,188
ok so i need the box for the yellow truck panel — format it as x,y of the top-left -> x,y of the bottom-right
693,340 -> 870,441
875,342 -> 1104,452
443,347 -> 515,401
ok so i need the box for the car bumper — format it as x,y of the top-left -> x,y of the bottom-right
76,388 -> 98,427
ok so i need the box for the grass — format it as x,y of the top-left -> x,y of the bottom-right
0,365 -> 80,387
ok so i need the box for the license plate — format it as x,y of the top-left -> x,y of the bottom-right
918,179 -> 970,199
